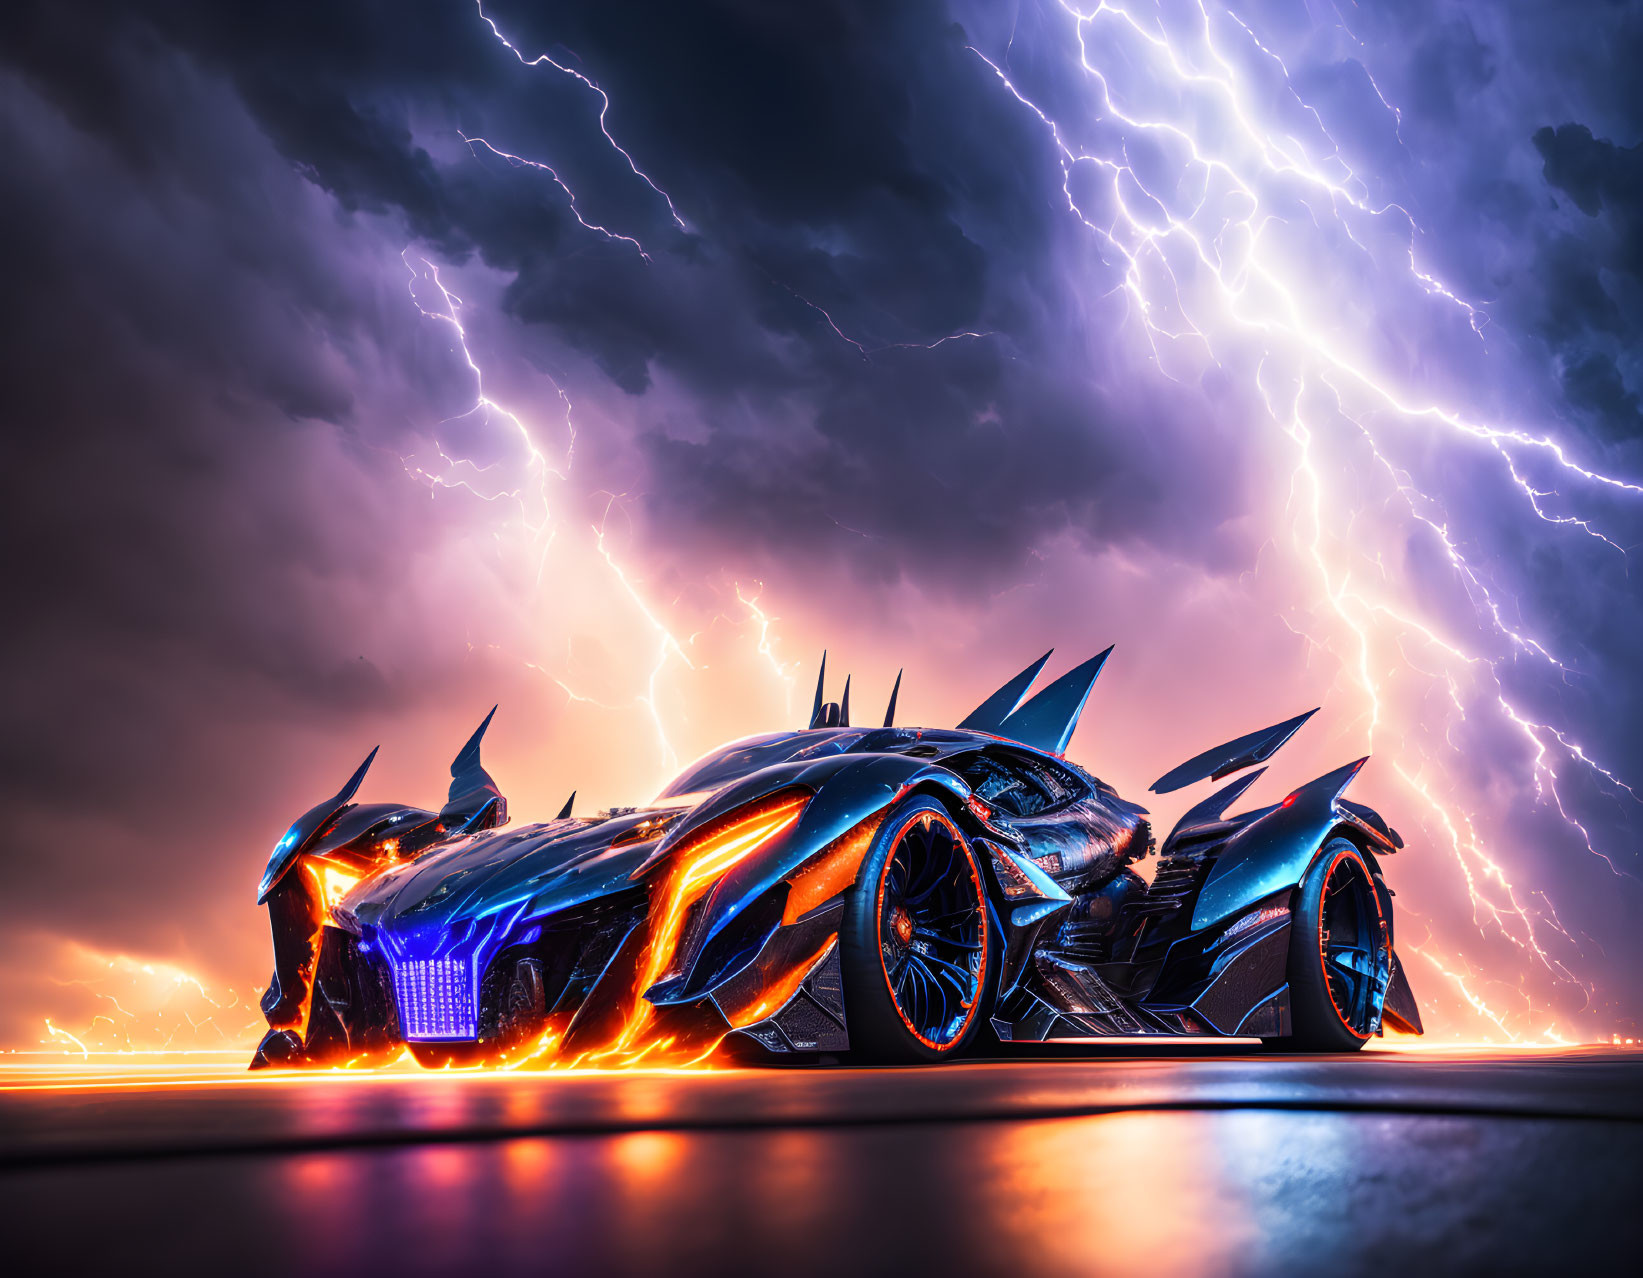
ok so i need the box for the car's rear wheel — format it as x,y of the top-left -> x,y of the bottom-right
1283,839 -> 1390,1052
840,796 -> 994,1064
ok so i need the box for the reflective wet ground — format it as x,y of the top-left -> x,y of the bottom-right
3,1045 -> 1639,1275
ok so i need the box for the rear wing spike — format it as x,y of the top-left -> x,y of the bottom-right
958,650 -> 1052,735
1150,708 -> 1319,794
807,651 -> 828,728
883,669 -> 902,727
994,646 -> 1112,756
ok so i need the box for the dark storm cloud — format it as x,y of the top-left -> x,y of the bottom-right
0,6 -> 507,971
0,0 -> 1232,991
1530,123 -> 1643,443
14,0 -> 1239,583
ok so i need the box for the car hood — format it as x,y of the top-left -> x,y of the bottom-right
335,808 -> 679,939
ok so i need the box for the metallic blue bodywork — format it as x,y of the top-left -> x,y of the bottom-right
1190,758 -> 1369,931
250,650 -> 1421,1067
256,746 -> 378,903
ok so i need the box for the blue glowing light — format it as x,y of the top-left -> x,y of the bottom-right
391,956 -> 478,1040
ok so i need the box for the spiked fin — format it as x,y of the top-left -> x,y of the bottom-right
883,669 -> 902,728
994,647 -> 1112,755
1170,768 -> 1267,838
958,650 -> 1053,735
808,651 -> 828,729
556,791 -> 576,820
338,747 -> 379,806
448,706 -> 498,806
1150,708 -> 1318,794
441,707 -> 506,833
839,675 -> 851,728
256,746 -> 378,903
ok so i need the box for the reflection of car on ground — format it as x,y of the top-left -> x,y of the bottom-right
251,647 -> 1423,1069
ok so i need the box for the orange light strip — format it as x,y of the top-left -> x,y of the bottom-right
600,792 -> 810,1059
305,860 -> 363,916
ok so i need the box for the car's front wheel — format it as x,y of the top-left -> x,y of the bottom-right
1282,839 -> 1391,1052
839,795 -> 995,1064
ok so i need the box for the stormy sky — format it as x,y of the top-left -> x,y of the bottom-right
3,0 -> 1641,1048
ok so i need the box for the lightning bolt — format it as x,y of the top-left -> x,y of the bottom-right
734,582 -> 799,713
967,1 -> 1640,1039
473,0 -> 688,232
461,133 -> 653,259
401,249 -> 700,773
394,10 -> 816,788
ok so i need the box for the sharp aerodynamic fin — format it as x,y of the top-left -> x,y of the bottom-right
1172,767 -> 1267,833
958,649 -> 1053,734
337,747 -> 378,807
556,791 -> 576,820
441,705 -> 506,824
256,746 -> 379,903
447,706 -> 500,807
1288,756 -> 1369,807
1149,707 -> 1319,794
883,669 -> 902,728
994,647 -> 1113,756
839,675 -> 851,728
807,651 -> 828,728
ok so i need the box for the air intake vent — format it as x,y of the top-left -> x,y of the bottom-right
1129,856 -> 1210,916
391,956 -> 478,1040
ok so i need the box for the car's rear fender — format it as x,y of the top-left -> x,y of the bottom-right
1190,757 -> 1375,932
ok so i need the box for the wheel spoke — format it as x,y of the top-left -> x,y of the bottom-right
879,810 -> 989,1046
905,842 -> 956,905
919,949 -> 978,986
1317,854 -> 1389,1034
911,956 -> 953,1028
913,928 -> 982,952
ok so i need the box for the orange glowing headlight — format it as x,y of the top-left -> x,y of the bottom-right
633,789 -> 811,1002
673,796 -> 809,893
305,860 -> 362,915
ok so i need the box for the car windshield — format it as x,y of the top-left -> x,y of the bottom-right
654,729 -> 884,801
654,733 -> 812,801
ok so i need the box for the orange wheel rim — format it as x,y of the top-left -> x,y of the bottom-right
1316,849 -> 1388,1039
874,809 -> 989,1051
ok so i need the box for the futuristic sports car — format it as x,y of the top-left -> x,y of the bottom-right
251,648 -> 1423,1069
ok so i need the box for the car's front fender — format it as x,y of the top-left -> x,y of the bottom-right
649,753 -> 973,997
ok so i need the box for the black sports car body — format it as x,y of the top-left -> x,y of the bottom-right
251,648 -> 1424,1069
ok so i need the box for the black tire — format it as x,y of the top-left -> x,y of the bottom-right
840,795 -> 995,1064
1284,838 -> 1391,1052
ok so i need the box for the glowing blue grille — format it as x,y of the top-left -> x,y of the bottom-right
392,956 -> 478,1041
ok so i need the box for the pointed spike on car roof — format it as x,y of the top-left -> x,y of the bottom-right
808,650 -> 828,728
449,704 -> 495,775
342,746 -> 379,804
839,675 -> 851,727
883,669 -> 902,728
957,649 -> 1053,735
448,705 -> 501,808
555,790 -> 576,820
1149,707 -> 1320,794
994,646 -> 1113,756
